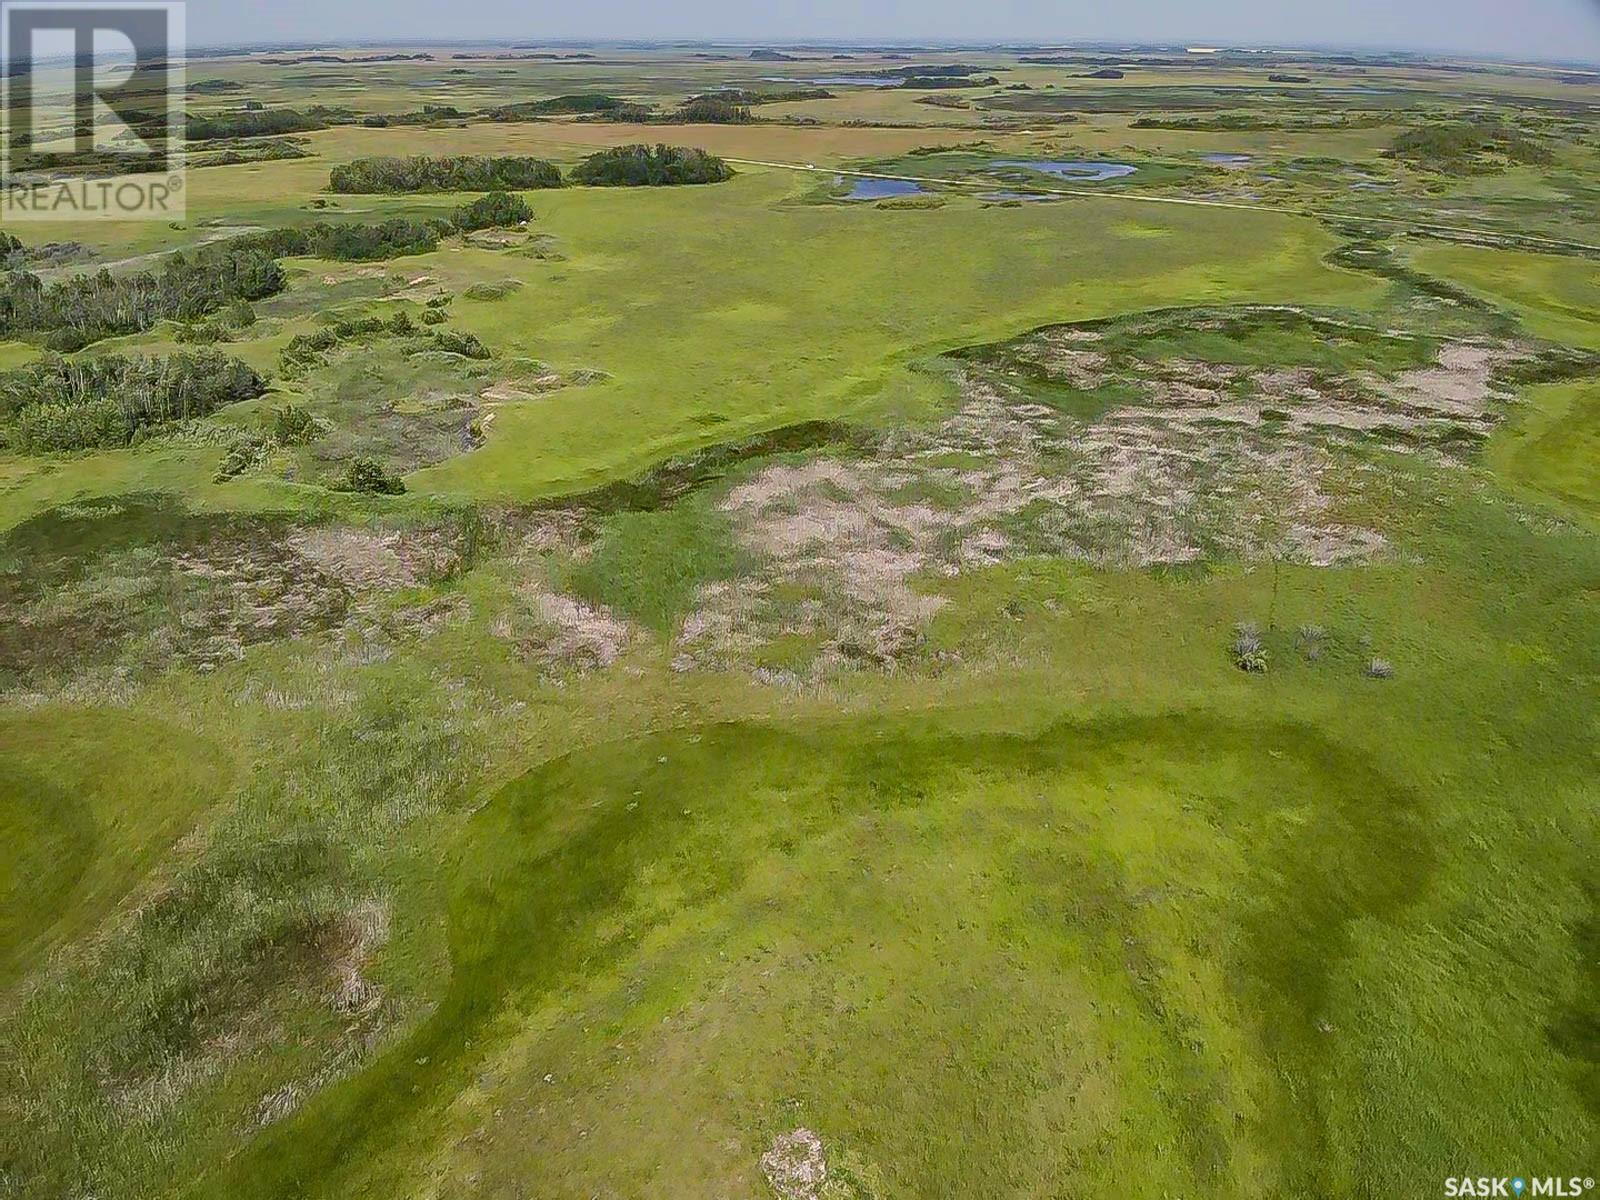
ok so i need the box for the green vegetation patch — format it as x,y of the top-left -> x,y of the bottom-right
570,144 -> 733,187
1385,116 -> 1555,174
197,713 -> 1448,1199
1484,378 -> 1600,522
328,155 -> 562,194
0,352 -> 266,452
0,243 -> 284,350
554,493 -> 745,635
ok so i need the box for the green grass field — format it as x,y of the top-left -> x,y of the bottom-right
0,41 -> 1595,1200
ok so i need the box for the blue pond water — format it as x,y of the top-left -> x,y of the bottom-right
1203,153 -> 1252,169
989,160 -> 1137,182
838,176 -> 926,200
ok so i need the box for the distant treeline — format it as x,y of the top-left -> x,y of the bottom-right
1384,118 -> 1553,173
0,245 -> 284,351
490,93 -> 635,118
0,351 -> 266,452
569,144 -> 733,186
360,105 -> 469,127
186,107 -> 344,140
864,63 -> 996,80
235,192 -> 530,261
676,97 -> 754,123
901,75 -> 999,89
694,87 -> 832,104
329,155 -> 562,193
1130,113 -> 1389,132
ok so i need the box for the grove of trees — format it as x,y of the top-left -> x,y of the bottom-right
0,352 -> 267,451
328,155 -> 562,193
570,144 -> 732,186
0,245 -> 285,350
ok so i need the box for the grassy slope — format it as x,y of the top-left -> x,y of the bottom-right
1485,378 -> 1600,523
175,472 -> 1596,1199
1409,243 -> 1600,349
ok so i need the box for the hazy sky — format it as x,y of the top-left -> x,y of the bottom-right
186,0 -> 1600,63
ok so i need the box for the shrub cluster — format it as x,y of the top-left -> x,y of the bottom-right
279,311 -> 488,375
570,144 -> 732,186
675,97 -> 753,123
239,218 -> 446,262
0,352 -> 266,451
1385,118 -> 1554,173
340,457 -> 406,494
492,93 -> 632,117
328,155 -> 561,193
453,190 -> 532,232
0,245 -> 285,350
186,107 -> 329,140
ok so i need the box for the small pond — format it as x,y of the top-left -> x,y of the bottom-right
1203,153 -> 1252,169
989,160 -> 1137,182
837,176 -> 926,200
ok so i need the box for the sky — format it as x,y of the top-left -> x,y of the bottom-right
185,0 -> 1600,63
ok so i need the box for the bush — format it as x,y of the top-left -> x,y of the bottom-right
214,431 -> 270,480
272,403 -> 319,445
570,144 -> 732,187
1230,622 -> 1267,673
341,457 -> 406,494
328,155 -> 562,193
462,279 -> 523,301
453,190 -> 532,231
1365,657 -> 1395,679
1297,624 -> 1327,662
427,329 -> 491,359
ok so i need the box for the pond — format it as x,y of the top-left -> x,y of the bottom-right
989,160 -> 1137,182
1203,153 -> 1252,169
837,176 -> 926,200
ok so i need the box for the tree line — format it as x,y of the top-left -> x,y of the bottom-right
328,155 -> 562,193
0,245 -> 285,351
326,150 -> 730,192
0,192 -> 533,350
0,352 -> 266,452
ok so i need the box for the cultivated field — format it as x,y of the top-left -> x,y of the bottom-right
1,43 -> 1596,1200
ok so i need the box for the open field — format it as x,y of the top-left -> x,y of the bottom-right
0,41 -> 1596,1200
